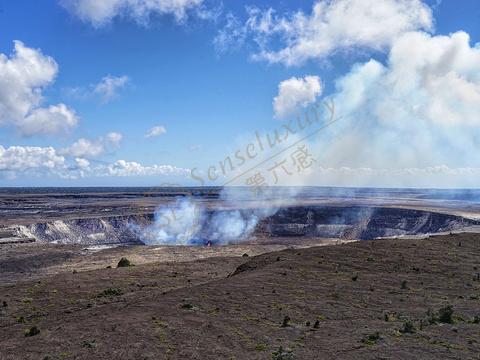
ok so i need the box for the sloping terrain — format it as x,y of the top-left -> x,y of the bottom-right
1,233 -> 479,359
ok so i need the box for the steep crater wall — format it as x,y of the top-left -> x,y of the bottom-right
256,206 -> 480,240
14,214 -> 153,245
10,206 -> 480,245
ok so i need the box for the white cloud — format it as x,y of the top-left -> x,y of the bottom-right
273,76 -> 322,118
217,0 -> 433,66
94,75 -> 129,103
106,160 -> 188,177
61,132 -> 123,158
214,12 -> 247,52
0,145 -> 65,172
19,104 -> 79,136
65,75 -> 129,104
145,125 -> 167,138
62,138 -> 104,158
105,131 -> 123,146
75,157 -> 90,169
61,0 -> 205,26
0,41 -> 79,136
301,30 -> 480,187
0,144 -> 189,180
3,142 -> 477,186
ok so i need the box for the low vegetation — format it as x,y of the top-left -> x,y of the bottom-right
117,257 -> 133,268
361,332 -> 381,347
271,346 -> 295,360
97,288 -> 123,298
24,326 -> 40,337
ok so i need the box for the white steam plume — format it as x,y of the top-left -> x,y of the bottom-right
135,190 -> 279,246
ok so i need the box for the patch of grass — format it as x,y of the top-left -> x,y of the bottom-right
16,316 -> 25,323
401,280 -> 408,290
393,329 -> 403,337
469,315 -> 480,324
400,321 -> 416,334
271,346 -> 295,360
21,298 -> 33,304
438,305 -> 454,324
281,316 -> 291,328
97,288 -> 123,298
425,308 -> 437,325
180,303 -> 195,310
384,312 -> 398,322
229,326 -> 254,346
24,326 -> 40,337
117,257 -> 133,268
424,305 -> 455,325
255,343 -> 268,351
361,332 -> 381,347
351,274 -> 359,281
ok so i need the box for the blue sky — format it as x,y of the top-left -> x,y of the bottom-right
0,0 -> 479,187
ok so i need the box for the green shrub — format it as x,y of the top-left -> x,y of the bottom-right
281,315 -> 291,328
438,305 -> 454,324
255,343 -> 268,351
24,326 -> 40,337
471,315 -> 480,324
271,346 -> 294,360
384,312 -> 398,322
361,332 -> 381,346
400,321 -> 416,334
97,288 -> 123,298
117,258 -> 133,268
180,303 -> 195,310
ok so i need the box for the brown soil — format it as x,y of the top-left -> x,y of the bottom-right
1,233 -> 479,359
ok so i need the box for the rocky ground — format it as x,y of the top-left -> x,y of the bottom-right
0,233 -> 479,359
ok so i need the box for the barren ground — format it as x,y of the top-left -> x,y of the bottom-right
1,233 -> 479,359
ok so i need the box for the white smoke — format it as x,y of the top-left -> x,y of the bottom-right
136,190 -> 279,245
137,198 -> 203,245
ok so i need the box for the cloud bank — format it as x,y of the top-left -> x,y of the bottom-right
0,144 -> 189,180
